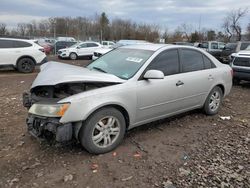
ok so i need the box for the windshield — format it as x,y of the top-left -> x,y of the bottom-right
225,43 -> 237,50
70,42 -> 80,48
87,48 -> 154,80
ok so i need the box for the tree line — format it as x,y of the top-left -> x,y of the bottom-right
0,9 -> 249,43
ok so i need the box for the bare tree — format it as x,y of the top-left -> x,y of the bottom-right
222,18 -> 233,42
0,23 -> 8,35
17,23 -> 27,36
222,8 -> 248,41
178,23 -> 193,41
246,22 -> 250,40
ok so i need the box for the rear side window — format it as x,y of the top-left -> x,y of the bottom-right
240,43 -> 250,50
180,49 -> 204,72
147,49 -> 179,76
14,41 -> 32,48
87,43 -> 98,47
233,57 -> 250,67
203,55 -> 216,69
0,40 -> 14,48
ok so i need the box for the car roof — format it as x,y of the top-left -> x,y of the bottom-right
121,43 -> 201,52
235,50 -> 250,58
0,37 -> 33,42
121,43 -> 168,51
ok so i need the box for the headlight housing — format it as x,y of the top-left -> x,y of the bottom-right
28,103 -> 70,117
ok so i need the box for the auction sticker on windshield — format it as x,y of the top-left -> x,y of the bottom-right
126,57 -> 143,63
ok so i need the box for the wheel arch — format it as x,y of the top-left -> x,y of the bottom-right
216,84 -> 225,96
83,104 -> 130,129
16,55 -> 36,66
75,103 -> 130,143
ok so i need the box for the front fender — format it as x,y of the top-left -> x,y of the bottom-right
59,85 -> 137,126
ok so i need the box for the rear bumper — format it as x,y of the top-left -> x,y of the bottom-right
26,114 -> 73,142
37,57 -> 48,65
232,67 -> 250,81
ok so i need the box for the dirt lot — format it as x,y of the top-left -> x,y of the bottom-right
0,56 -> 249,188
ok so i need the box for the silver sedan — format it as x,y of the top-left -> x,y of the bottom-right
24,44 -> 232,154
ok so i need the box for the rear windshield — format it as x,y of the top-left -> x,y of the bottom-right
233,57 -> 250,67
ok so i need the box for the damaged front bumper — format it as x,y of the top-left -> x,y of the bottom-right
26,115 -> 73,142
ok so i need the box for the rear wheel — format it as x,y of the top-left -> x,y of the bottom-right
79,107 -> 126,154
17,58 -> 35,73
203,86 -> 223,115
69,52 -> 77,60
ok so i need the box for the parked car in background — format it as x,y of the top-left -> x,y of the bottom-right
219,43 -> 237,63
37,41 -> 53,55
53,41 -> 77,53
199,41 -> 225,60
0,38 -> 47,73
92,39 -> 150,60
23,44 -> 232,154
228,41 -> 250,61
230,50 -> 250,84
56,37 -> 76,42
172,42 -> 193,46
58,41 -> 102,60
101,41 -> 115,48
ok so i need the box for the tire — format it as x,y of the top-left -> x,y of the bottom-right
69,52 -> 77,60
17,58 -> 35,73
203,86 -> 223,115
79,107 -> 126,154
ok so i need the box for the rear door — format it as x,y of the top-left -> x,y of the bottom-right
177,49 -> 216,109
0,39 -> 18,65
86,43 -> 100,55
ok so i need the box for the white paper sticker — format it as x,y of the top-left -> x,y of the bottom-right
126,57 -> 143,63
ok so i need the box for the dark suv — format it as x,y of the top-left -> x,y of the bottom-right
53,41 -> 77,53
231,52 -> 250,84
220,41 -> 250,63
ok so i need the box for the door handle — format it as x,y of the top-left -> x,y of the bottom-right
176,80 -> 184,86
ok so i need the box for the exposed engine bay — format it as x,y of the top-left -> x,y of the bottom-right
23,82 -> 117,108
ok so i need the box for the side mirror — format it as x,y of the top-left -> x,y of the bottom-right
144,70 -> 164,79
76,46 -> 80,49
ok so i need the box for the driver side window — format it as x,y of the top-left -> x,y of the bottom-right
147,49 -> 180,76
79,43 -> 87,48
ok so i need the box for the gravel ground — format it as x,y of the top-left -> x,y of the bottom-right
0,56 -> 249,188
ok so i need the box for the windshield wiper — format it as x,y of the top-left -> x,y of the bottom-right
92,66 -> 107,73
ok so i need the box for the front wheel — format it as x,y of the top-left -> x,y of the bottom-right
79,107 -> 126,154
69,52 -> 77,60
203,86 -> 223,115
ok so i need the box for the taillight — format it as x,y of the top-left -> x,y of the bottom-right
230,69 -> 234,77
39,48 -> 45,53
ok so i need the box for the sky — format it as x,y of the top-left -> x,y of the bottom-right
0,0 -> 250,32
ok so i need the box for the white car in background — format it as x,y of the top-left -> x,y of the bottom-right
0,38 -> 47,73
58,41 -> 102,60
101,41 -> 115,48
92,40 -> 150,60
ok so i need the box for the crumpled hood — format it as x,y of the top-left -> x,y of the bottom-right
31,61 -> 125,89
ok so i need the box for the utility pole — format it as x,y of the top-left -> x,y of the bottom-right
198,15 -> 201,42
